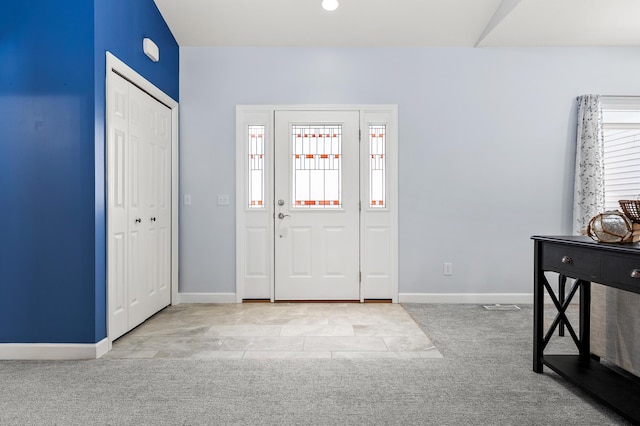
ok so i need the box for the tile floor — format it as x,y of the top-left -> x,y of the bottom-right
105,303 -> 443,360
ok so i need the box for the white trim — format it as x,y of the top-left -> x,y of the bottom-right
170,91 -> 180,308
178,293 -> 237,304
236,105 -> 399,303
601,95 -> 640,110
236,108 -> 274,302
238,104 -> 399,112
107,52 -> 177,108
0,338 -> 109,360
399,293 -> 534,304
105,52 -> 180,342
360,106 -> 399,303
235,110 -> 245,303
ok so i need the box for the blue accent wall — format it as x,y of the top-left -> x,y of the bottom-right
95,0 -> 179,102
0,0 -> 178,344
93,0 -> 178,342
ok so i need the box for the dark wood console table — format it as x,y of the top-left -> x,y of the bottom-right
532,236 -> 640,424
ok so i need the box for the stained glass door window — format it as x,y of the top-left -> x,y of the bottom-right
369,125 -> 386,208
248,125 -> 265,208
292,125 -> 342,208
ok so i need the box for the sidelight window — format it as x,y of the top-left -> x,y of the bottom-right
248,125 -> 265,208
369,125 -> 386,208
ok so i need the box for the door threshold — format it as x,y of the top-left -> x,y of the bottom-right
275,300 -> 360,303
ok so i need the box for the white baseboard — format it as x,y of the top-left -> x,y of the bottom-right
399,293 -> 533,305
179,292 -> 537,305
0,338 -> 109,360
178,292 -> 237,304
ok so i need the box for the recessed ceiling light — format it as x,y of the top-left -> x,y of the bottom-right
322,0 -> 339,11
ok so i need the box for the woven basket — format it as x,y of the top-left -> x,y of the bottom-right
619,200 -> 640,223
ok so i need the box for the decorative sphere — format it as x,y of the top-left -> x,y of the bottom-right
587,211 -> 633,243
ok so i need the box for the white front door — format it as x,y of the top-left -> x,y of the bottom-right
274,111 -> 360,300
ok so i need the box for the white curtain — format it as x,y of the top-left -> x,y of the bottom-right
572,95 -> 605,235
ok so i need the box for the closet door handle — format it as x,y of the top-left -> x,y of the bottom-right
135,218 -> 142,224
151,217 -> 157,222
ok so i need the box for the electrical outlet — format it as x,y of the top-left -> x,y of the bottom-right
217,194 -> 230,206
443,262 -> 453,276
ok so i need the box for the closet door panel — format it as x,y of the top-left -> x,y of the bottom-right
152,98 -> 172,311
107,74 -> 130,340
156,141 -> 171,310
128,84 -> 153,329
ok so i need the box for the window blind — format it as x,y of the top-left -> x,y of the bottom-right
603,128 -> 640,211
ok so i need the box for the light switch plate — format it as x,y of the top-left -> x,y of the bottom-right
443,262 -> 453,276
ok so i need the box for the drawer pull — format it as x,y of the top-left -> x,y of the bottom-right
631,269 -> 640,279
561,256 -> 573,264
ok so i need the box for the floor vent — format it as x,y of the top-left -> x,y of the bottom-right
483,304 -> 521,311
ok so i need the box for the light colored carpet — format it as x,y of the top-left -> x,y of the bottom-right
0,304 -> 630,425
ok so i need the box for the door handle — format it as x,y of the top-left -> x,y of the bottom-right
278,213 -> 291,219
135,218 -> 142,224
151,217 -> 157,222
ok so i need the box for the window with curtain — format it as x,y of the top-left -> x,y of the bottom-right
601,98 -> 640,211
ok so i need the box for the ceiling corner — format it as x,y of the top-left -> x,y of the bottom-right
474,0 -> 524,47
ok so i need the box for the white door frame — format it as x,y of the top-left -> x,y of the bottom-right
236,105 -> 398,303
105,52 -> 180,346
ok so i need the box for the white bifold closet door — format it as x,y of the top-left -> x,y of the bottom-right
108,72 -> 171,341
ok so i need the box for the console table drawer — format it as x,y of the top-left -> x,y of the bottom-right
542,243 -> 600,279
602,254 -> 640,291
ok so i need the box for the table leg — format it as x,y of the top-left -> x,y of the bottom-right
533,241 -> 544,373
558,275 -> 566,337
579,279 -> 591,361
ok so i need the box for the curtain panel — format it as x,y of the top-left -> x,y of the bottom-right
573,95 -> 605,235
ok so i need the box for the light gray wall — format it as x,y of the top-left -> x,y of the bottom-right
179,47 -> 640,295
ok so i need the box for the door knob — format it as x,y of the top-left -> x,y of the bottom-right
135,218 -> 142,223
278,213 -> 291,219
631,269 -> 640,279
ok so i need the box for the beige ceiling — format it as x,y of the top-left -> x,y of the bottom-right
153,0 -> 640,47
